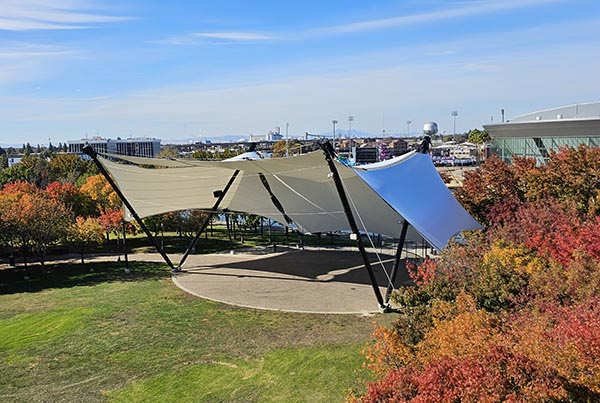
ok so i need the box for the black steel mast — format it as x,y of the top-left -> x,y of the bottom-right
320,141 -> 387,310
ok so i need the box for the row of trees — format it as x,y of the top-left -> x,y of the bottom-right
0,178 -> 117,266
353,145 -> 600,402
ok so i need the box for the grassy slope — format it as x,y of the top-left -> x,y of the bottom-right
0,261 -> 391,402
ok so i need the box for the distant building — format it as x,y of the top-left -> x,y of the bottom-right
249,127 -> 284,142
431,142 -> 479,166
485,102 -> 600,163
68,137 -> 161,157
388,139 -> 408,156
354,146 -> 378,164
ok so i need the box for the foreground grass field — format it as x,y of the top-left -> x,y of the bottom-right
0,260 -> 393,402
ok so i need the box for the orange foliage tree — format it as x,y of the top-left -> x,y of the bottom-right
0,181 -> 72,267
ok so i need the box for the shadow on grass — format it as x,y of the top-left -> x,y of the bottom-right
0,260 -> 170,295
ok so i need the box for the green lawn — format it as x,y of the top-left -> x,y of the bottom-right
0,261 -> 392,402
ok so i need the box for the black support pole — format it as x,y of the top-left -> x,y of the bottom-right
122,220 -> 130,273
82,145 -> 176,271
385,219 -> 410,304
320,141 -> 387,310
176,170 -> 240,271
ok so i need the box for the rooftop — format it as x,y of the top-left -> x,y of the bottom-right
510,101 -> 600,123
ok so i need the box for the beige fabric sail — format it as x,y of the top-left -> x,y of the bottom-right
98,151 -> 407,238
97,147 -> 483,249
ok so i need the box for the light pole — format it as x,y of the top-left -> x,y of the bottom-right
332,120 -> 338,150
348,115 -> 354,137
348,115 -> 354,152
285,122 -> 289,157
452,111 -> 458,141
406,120 -> 412,136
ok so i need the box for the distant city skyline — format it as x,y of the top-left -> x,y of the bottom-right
1,0 -> 600,145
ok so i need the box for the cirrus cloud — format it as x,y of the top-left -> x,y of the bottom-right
0,0 -> 131,31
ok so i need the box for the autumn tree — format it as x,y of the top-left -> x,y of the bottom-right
158,146 -> 179,159
272,139 -> 302,157
457,145 -> 600,226
0,182 -> 72,268
46,181 -> 96,217
98,208 -> 124,241
80,174 -> 120,214
353,146 -> 600,402
454,155 -> 522,226
68,216 -> 105,263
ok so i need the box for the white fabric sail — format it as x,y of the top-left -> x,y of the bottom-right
354,151 -> 483,249
98,149 -> 481,250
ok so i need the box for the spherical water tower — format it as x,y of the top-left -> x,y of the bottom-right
423,121 -> 438,136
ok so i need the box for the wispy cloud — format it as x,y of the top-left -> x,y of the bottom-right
310,0 -> 564,36
192,32 -> 273,41
157,0 -> 563,46
0,0 -> 131,31
155,31 -> 274,45
0,42 -> 70,59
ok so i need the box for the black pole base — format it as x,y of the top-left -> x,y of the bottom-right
380,304 -> 399,314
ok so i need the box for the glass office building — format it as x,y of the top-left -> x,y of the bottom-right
68,137 -> 161,158
485,102 -> 600,164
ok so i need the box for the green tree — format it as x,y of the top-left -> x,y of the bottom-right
49,153 -> 96,184
467,128 -> 490,144
0,155 -> 51,189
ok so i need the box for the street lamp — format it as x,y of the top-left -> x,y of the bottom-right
406,120 -> 412,136
332,120 -> 338,150
451,111 -> 458,141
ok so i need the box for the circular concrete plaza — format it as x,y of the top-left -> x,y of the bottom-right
172,247 -> 409,314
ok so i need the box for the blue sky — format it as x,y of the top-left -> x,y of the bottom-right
1,0 -> 600,145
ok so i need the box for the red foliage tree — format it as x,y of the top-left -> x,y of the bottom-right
46,181 -> 96,217
360,347 -> 565,403
98,207 -> 123,240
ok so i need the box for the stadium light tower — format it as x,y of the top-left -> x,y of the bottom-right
452,110 -> 458,141
406,120 -> 412,136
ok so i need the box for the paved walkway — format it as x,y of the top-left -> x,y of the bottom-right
171,247 -> 411,314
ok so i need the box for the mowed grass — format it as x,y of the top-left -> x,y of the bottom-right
0,261 -> 392,402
